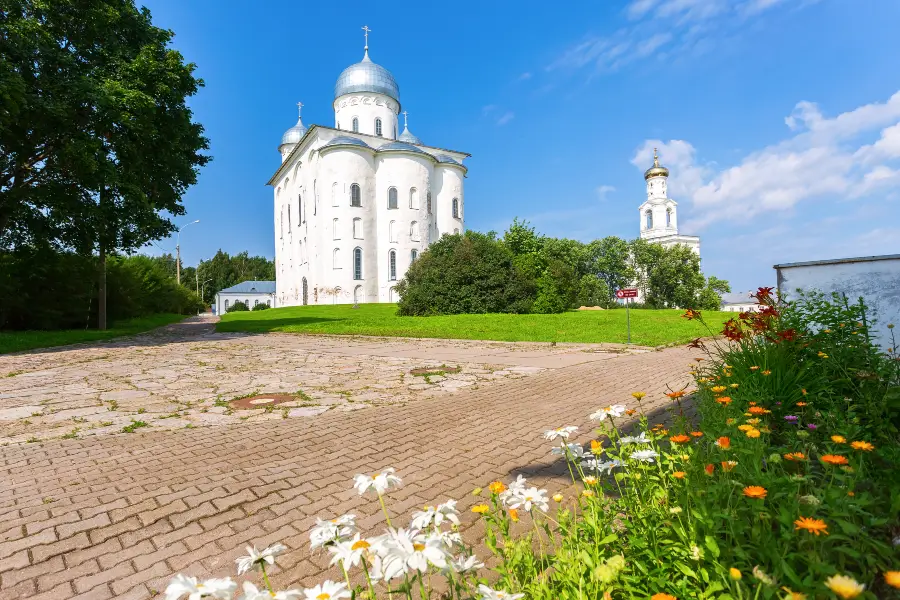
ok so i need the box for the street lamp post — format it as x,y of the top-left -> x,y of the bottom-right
176,219 -> 200,285
201,278 -> 213,305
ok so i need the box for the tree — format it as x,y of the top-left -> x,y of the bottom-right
502,217 -> 544,256
195,250 -> 275,301
396,231 -> 534,316
576,274 -> 611,308
587,237 -> 633,303
532,259 -> 577,314
0,0 -> 210,328
698,276 -> 732,311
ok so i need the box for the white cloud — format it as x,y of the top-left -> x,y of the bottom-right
632,91 -> 900,231
496,111 -> 515,126
518,72 -> 533,81
596,185 -> 616,200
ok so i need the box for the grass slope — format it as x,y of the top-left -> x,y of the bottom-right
0,313 -> 186,355
217,304 -> 729,346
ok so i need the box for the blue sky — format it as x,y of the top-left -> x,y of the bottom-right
144,0 -> 900,291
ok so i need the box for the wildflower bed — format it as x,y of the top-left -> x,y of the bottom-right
163,290 -> 899,599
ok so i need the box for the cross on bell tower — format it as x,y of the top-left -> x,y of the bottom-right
362,25 -> 371,50
402,111 -> 409,128
296,102 -> 303,117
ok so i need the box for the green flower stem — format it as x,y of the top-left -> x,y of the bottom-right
260,563 -> 274,594
377,492 -> 393,527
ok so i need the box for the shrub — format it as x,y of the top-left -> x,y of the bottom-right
227,301 -> 249,313
576,273 -> 612,308
251,303 -> 270,311
396,231 -> 534,316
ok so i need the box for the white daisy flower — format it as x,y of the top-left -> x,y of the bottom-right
300,581 -> 350,600
550,443 -> 587,459
353,468 -> 402,495
377,528 -> 450,580
477,584 -> 525,600
425,529 -> 463,550
619,432 -> 651,445
240,581 -> 302,600
165,575 -> 236,600
543,426 -> 578,441
235,543 -> 287,575
327,534 -> 373,571
505,486 -> 549,512
310,515 -> 357,549
449,554 -> 485,573
590,404 -> 627,420
629,449 -> 659,463
410,499 -> 460,530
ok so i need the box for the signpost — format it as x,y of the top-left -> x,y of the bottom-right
615,288 -> 639,344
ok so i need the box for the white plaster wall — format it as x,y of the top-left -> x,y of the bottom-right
434,165 -> 465,239
334,93 -> 398,139
777,257 -> 900,351
215,293 -> 274,316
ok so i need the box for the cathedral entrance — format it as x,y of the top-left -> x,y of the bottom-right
302,278 -> 308,305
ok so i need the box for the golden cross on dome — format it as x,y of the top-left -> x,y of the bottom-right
653,147 -> 660,167
362,25 -> 372,49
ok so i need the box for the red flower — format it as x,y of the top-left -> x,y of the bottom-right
759,305 -> 779,318
753,287 -> 774,302
776,329 -> 797,342
722,319 -> 744,341
687,338 -> 704,349
704,464 -> 715,475
682,309 -> 701,320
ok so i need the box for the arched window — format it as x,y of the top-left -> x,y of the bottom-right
375,118 -> 382,137
333,218 -> 340,240
266,300 -> 271,307
350,183 -> 361,207
389,220 -> 397,243
452,198 -> 459,219
666,208 -> 672,227
333,248 -> 341,269
352,117 -> 359,133
410,221 -> 419,241
353,285 -> 362,304
301,194 -> 306,223
426,191 -> 432,215
454,228 -> 460,235
353,217 -> 362,239
409,187 -> 418,209
313,180 -> 317,215
389,250 -> 397,280
410,249 -> 418,262
389,287 -> 396,302
645,210 -> 653,229
353,248 -> 362,280
331,182 -> 338,207
388,187 -> 398,209
287,205 -> 291,232
224,299 -> 230,310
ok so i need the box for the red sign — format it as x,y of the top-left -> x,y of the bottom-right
616,288 -> 639,299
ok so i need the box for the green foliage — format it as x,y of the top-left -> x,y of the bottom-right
251,303 -> 270,311
697,275 -> 732,311
226,301 -> 249,313
396,231 -> 534,316
532,260 -> 577,314
587,236 -> 633,305
0,247 -> 201,330
576,274 -> 612,308
630,239 -> 709,309
196,250 -> 275,302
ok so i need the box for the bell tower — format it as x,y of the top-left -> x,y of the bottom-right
639,148 -> 678,239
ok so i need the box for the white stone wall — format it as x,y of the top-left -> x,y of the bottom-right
434,164 -> 465,238
215,293 -> 275,316
333,93 -> 398,139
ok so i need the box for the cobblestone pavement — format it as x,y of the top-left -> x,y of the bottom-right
0,315 -> 643,446
0,318 -> 696,599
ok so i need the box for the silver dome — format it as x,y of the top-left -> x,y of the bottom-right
280,117 -> 307,147
320,136 -> 372,151
378,141 -> 427,155
334,50 -> 400,104
397,125 -> 421,145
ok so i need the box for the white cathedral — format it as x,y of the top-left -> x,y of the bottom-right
638,148 -> 700,255
268,29 -> 468,307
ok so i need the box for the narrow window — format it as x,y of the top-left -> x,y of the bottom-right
409,187 -> 418,209
353,217 -> 362,239
353,285 -> 362,303
333,218 -> 340,240
452,198 -> 459,219
333,248 -> 341,269
427,191 -> 432,215
225,299 -> 229,310
389,220 -> 397,243
353,248 -> 362,280
331,182 -> 338,207
350,183 -> 361,207
389,250 -> 397,280
645,210 -> 653,229
375,118 -> 382,136
287,205 -> 291,232
388,187 -> 398,209
313,180 -> 317,215
411,249 -> 418,262
267,300 -> 271,307
410,221 -> 419,241
666,208 -> 672,227
352,117 -> 359,133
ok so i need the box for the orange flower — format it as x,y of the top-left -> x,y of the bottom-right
784,452 -> 807,461
745,428 -> 761,439
726,418 -> 736,425
489,481 -> 507,494
850,441 -> 874,451
801,388 -> 807,395
762,370 -> 772,376
831,435 -> 847,444
666,390 -> 687,399
651,594 -> 678,600
748,406 -> 768,415
794,516 -> 829,536
847,491 -> 855,497
590,439 -> 603,453
742,485 -> 767,499
704,464 -> 715,475
716,396 -> 732,405
721,460 -> 738,472
781,588 -> 807,599
625,409 -> 637,416
508,508 -> 519,522
885,571 -> 900,589
672,471 -> 686,479
715,436 -> 731,449
749,366 -> 760,371
669,434 -> 691,444
690,431 -> 703,437
820,454 -> 849,466
710,385 -> 727,394
796,401 -> 807,407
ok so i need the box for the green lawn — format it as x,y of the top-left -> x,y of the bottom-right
0,313 -> 187,355
217,304 -> 730,346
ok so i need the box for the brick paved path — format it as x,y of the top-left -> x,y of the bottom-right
0,344 -> 695,599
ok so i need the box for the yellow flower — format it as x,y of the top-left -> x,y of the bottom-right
471,504 -> 489,514
745,428 -> 761,439
472,487 -> 483,496
583,476 -> 598,485
885,571 -> 900,589
711,385 -> 727,393
850,440 -> 874,451
552,493 -> 563,503
650,594 -> 677,600
750,365 -> 760,371
582,489 -> 595,498
672,471 -> 686,479
729,568 -> 742,580
508,508 -> 519,522
824,574 -> 865,599
632,391 -> 646,400
793,516 -> 828,536
831,435 -> 846,444
746,418 -> 761,425
817,352 -> 829,359
489,481 -> 507,494
781,587 -> 807,599
738,424 -> 754,432
762,369 -> 772,376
